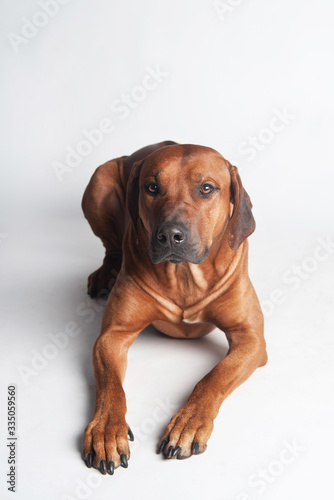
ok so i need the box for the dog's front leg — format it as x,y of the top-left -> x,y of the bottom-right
83,278 -> 158,475
158,288 -> 267,460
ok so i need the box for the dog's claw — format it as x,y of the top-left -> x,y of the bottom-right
85,453 -> 93,468
100,460 -> 107,475
107,461 -> 114,475
120,454 -> 128,468
172,446 -> 181,457
192,442 -> 199,455
158,440 -> 167,454
166,445 -> 173,458
128,428 -> 134,441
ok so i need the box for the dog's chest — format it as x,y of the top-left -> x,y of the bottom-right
163,263 -> 213,307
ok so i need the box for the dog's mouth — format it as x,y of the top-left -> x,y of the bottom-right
165,255 -> 184,264
149,248 -> 208,265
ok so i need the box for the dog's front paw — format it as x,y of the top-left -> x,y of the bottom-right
157,403 -> 214,460
83,415 -> 134,475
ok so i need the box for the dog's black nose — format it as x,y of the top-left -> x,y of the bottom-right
157,223 -> 186,246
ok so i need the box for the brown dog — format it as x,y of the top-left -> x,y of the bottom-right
81,141 -> 267,475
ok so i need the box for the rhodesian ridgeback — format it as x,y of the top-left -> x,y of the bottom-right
81,141 -> 267,475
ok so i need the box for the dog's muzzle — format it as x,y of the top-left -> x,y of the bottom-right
149,221 -> 208,265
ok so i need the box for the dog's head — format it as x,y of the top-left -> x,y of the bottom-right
127,144 -> 255,264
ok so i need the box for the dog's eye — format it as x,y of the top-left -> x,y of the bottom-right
145,182 -> 159,196
200,183 -> 215,196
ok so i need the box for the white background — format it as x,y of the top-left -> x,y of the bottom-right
1,0 -> 334,499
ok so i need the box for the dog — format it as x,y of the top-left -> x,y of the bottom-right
81,141 -> 267,475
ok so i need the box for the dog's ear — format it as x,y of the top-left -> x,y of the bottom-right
127,159 -> 144,231
227,162 -> 256,251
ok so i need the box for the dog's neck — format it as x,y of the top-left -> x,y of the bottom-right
122,220 -> 246,309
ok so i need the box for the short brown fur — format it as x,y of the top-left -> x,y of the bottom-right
81,141 -> 267,473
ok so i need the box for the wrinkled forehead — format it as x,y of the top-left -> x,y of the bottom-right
139,145 -> 230,185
